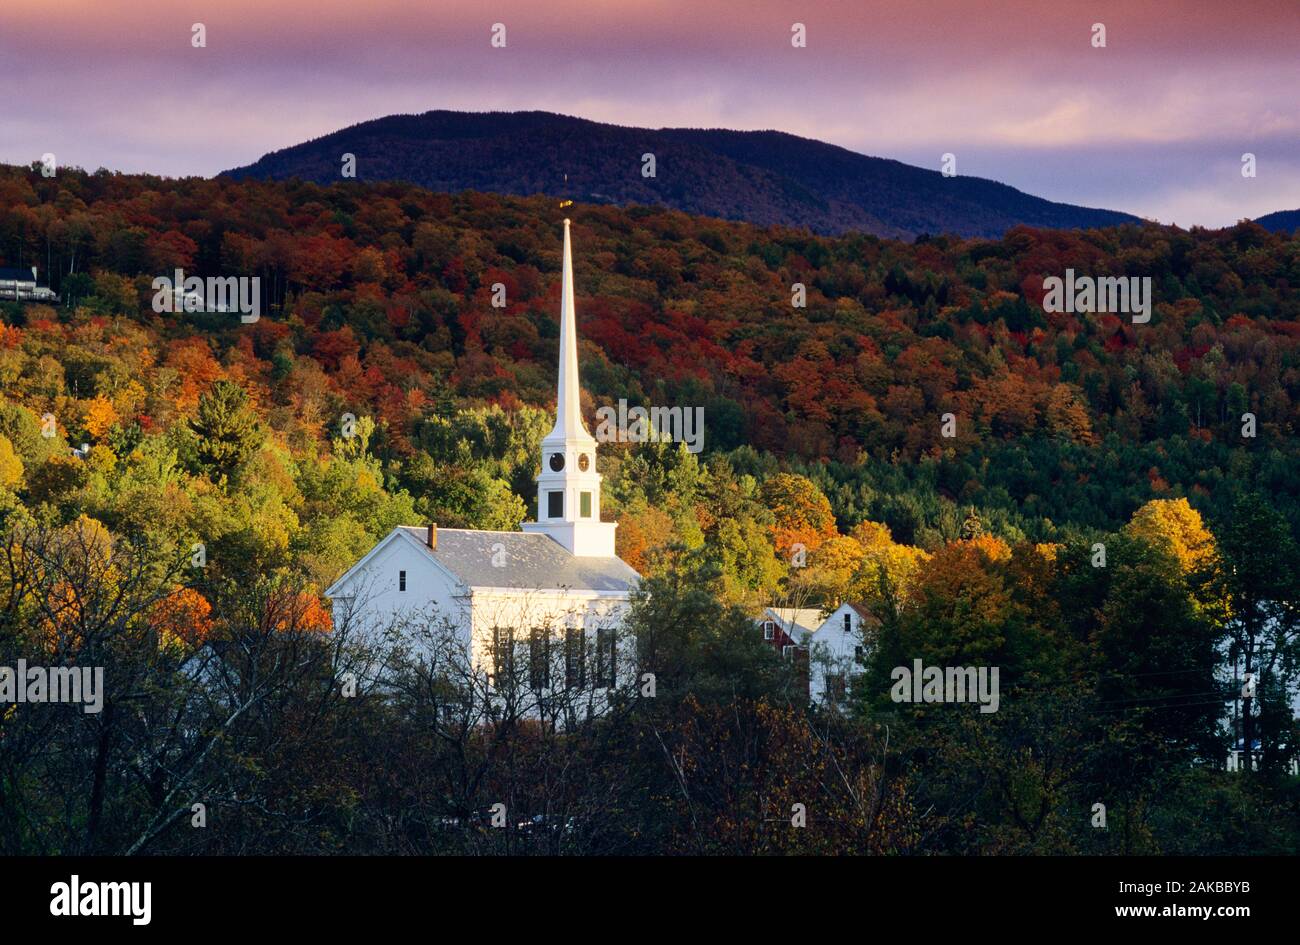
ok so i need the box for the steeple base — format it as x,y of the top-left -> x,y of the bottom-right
523,520 -> 617,558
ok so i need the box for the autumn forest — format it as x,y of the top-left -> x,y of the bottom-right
0,162 -> 1297,855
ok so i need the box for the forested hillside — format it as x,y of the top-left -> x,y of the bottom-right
1,163 -> 1297,855
2,163 -> 1297,555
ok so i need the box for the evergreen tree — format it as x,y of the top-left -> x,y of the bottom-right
189,380 -> 265,482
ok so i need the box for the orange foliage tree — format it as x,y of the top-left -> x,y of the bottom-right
148,587 -> 214,647
760,473 -> 837,561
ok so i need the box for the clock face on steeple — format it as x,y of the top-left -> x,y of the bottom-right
549,452 -> 566,472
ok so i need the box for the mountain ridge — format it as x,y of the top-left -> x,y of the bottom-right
222,109 -> 1141,240
1255,208 -> 1300,234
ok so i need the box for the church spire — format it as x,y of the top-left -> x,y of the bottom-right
552,218 -> 590,441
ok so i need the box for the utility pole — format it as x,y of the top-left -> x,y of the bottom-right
1242,570 -> 1259,773
1231,648 -> 1240,770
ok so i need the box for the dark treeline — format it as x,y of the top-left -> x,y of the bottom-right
1,507 -> 1297,855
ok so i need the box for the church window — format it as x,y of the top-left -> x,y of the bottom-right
549,452 -> 565,472
580,491 -> 592,518
492,627 -> 515,684
529,628 -> 550,690
843,612 -> 851,633
596,628 -> 617,688
565,628 -> 585,689
399,570 -> 406,592
547,490 -> 564,518
577,453 -> 590,471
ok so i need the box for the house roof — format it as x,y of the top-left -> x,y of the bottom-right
0,268 -> 37,281
762,606 -> 824,641
328,526 -> 640,597
845,602 -> 874,621
808,601 -> 877,636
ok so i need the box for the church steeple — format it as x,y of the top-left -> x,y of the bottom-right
551,219 -> 589,444
521,218 -> 617,557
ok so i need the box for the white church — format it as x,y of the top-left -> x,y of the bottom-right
326,220 -> 641,696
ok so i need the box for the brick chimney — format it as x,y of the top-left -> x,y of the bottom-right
426,523 -> 437,550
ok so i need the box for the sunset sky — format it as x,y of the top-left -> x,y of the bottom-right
3,0 -> 1297,228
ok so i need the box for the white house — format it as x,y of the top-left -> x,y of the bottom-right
806,602 -> 874,707
326,219 -> 641,701
0,266 -> 57,302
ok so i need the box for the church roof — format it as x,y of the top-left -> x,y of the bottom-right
395,526 -> 639,594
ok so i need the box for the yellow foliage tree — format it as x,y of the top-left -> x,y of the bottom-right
806,534 -> 865,606
113,379 -> 147,418
87,444 -> 117,475
0,434 -> 23,490
1124,498 -> 1225,618
850,520 -> 894,552
1125,498 -> 1219,577
83,395 -> 120,440
847,520 -> 931,605
965,533 -> 1013,565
